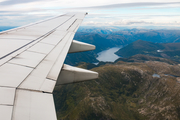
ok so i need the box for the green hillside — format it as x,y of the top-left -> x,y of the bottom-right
53,60 -> 180,120
65,33 -> 129,65
115,40 -> 180,62
115,54 -> 178,65
115,40 -> 164,58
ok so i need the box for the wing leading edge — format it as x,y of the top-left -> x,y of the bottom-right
0,12 -> 98,120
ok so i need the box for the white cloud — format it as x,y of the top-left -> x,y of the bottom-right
0,0 -> 179,28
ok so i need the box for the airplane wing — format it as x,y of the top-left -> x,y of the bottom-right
0,12 -> 98,120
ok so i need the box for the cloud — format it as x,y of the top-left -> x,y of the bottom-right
82,19 -> 180,26
112,20 -> 153,25
0,13 -> 52,26
83,20 -> 152,26
0,0 -> 179,28
0,0 -> 44,5
71,2 -> 180,10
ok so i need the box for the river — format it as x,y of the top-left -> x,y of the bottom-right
96,46 -> 123,62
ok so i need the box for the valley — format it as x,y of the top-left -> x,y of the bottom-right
54,60 -> 180,120
65,27 -> 180,66
55,27 -> 180,120
96,47 -> 122,62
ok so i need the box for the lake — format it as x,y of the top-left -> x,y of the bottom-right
96,47 -> 123,62
152,74 -> 161,78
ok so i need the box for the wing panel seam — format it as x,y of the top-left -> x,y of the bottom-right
0,15 -> 75,62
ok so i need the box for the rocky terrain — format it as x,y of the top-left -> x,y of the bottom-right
54,60 -> 180,120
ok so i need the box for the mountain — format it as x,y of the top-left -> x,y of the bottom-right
65,33 -> 130,65
78,27 -> 180,43
65,27 -> 180,65
116,40 -> 180,62
73,33 -> 129,53
115,40 -> 164,58
111,28 -> 180,43
77,26 -> 124,34
115,54 -> 178,65
54,60 -> 180,120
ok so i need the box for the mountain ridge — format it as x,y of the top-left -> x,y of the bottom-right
115,40 -> 180,62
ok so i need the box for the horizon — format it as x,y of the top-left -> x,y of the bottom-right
0,0 -> 179,29
0,25 -> 180,32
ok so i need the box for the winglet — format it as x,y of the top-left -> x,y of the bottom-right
57,64 -> 98,85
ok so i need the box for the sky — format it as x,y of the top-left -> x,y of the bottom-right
0,0 -> 180,29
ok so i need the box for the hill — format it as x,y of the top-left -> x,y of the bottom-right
115,40 -> 164,58
111,28 -> 180,43
115,54 -> 178,65
54,61 -> 180,120
73,33 -> 129,53
78,27 -> 180,43
65,33 -> 129,65
65,28 -> 180,65
115,40 -> 180,62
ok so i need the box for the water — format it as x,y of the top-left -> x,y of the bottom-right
96,47 -> 122,62
152,74 -> 161,78
165,74 -> 179,77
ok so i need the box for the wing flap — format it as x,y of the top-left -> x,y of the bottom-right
0,105 -> 13,120
0,87 -> 15,105
12,90 -> 57,120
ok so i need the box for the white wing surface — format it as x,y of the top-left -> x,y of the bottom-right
0,12 -> 98,120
